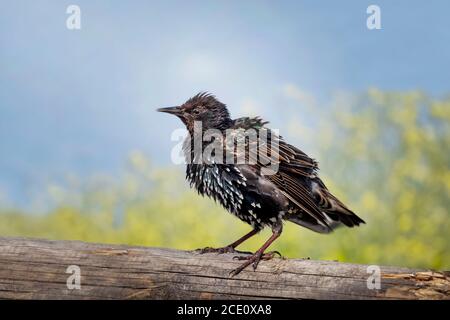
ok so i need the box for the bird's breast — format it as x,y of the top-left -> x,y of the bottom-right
185,164 -> 288,229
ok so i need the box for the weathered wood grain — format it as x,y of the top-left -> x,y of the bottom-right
0,237 -> 448,300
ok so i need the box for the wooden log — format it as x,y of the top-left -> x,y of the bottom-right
0,237 -> 448,300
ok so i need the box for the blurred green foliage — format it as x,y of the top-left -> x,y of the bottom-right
0,89 -> 449,269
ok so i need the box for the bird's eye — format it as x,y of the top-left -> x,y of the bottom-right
192,108 -> 201,115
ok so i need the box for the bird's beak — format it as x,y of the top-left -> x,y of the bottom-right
157,106 -> 182,116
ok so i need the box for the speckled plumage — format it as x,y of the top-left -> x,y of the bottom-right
158,92 -> 365,276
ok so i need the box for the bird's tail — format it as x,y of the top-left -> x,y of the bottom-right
286,214 -> 339,234
287,208 -> 364,234
287,179 -> 365,234
313,178 -> 365,227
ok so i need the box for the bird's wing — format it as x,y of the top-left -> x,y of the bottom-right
229,117 -> 331,228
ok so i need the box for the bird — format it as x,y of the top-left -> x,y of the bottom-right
157,92 -> 365,276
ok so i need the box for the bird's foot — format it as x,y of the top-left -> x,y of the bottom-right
229,251 -> 283,277
194,246 -> 252,255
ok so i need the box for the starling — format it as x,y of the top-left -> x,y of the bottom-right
158,92 -> 365,276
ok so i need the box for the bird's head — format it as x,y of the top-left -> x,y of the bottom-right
157,92 -> 232,131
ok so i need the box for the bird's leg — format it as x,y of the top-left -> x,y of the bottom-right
230,224 -> 282,277
195,229 -> 259,254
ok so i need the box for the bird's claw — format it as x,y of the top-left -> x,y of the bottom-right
232,250 -> 282,261
195,246 -> 253,255
252,257 -> 260,271
229,250 -> 283,277
229,268 -> 240,278
266,250 -> 284,259
195,246 -> 234,254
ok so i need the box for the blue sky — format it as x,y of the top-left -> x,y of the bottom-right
1,0 -> 449,208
